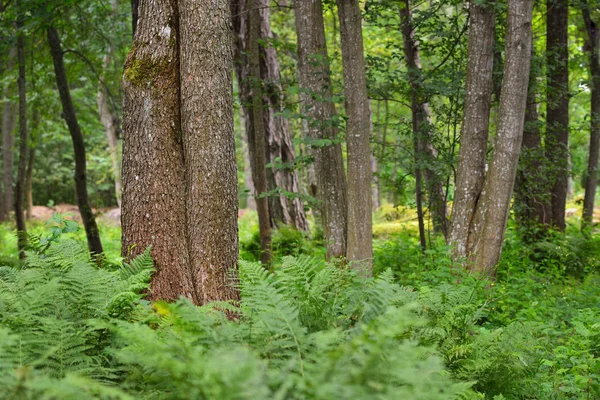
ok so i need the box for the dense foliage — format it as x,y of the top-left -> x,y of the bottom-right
0,217 -> 598,399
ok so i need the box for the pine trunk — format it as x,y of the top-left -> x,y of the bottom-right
294,0 -> 348,259
448,1 -> 495,259
2,48 -> 16,221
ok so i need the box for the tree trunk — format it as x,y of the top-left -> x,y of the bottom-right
15,20 -> 27,259
448,1 -> 495,259
131,0 -> 139,36
514,56 -> 547,230
400,0 -> 448,239
248,0 -> 272,265
2,47 -> 16,221
582,3 -> 599,230
25,145 -> 34,220
472,0 -> 533,276
122,0 -> 196,302
47,26 -> 103,257
179,0 -> 240,303
545,0 -> 569,230
337,0 -> 373,273
240,108 -> 256,210
295,0 -> 348,259
231,0 -> 309,231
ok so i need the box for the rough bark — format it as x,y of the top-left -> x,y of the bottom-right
122,0 -> 196,302
582,4 -> 599,230
473,0 -> 533,276
294,0 -> 348,259
337,0 -> 373,273
231,0 -> 308,231
448,1 -> 495,259
2,47 -> 16,221
15,21 -> 27,259
179,0 -> 240,303
544,0 -> 569,230
400,0 -> 448,239
47,26 -> 103,257
131,0 -> 139,36
248,0 -> 272,265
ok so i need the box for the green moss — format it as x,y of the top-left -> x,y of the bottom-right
124,53 -> 171,87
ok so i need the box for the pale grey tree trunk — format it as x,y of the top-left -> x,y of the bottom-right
472,0 -> 533,276
15,19 -> 27,259
448,1 -> 495,259
294,0 -> 348,259
337,0 -> 373,273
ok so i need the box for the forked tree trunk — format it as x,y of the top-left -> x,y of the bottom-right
472,0 -> 533,276
448,1 -> 495,259
248,0 -> 272,265
544,0 -> 569,230
582,3 -> 600,230
47,26 -> 103,257
2,47 -> 16,221
400,0 -> 448,239
337,0 -> 373,273
122,0 -> 195,302
294,0 -> 348,259
231,0 -> 308,231
15,20 -> 27,259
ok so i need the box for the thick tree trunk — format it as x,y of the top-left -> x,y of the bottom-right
248,0 -> 272,265
545,0 -> 569,230
400,0 -> 448,239
294,0 -> 348,259
472,0 -> 533,276
122,0 -> 195,302
582,4 -> 599,230
179,0 -> 240,303
15,22 -> 27,259
47,26 -> 103,256
448,1 -> 495,259
337,0 -> 373,273
2,48 -> 16,221
231,0 -> 308,231
25,145 -> 34,220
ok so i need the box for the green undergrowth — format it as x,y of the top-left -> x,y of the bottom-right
0,214 -> 598,399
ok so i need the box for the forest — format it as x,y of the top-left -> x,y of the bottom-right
0,0 -> 599,398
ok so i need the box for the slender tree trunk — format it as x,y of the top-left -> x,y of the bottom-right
231,0 -> 309,231
25,146 -> 34,220
122,0 -> 196,302
448,1 -> 495,259
240,108 -> 256,210
400,0 -> 448,239
47,26 -> 103,257
545,0 -> 569,230
2,48 -> 16,221
514,56 -> 547,230
472,0 -> 533,276
337,0 -> 373,273
248,0 -> 272,265
179,0 -> 240,303
15,20 -> 27,259
131,0 -> 139,36
294,0 -> 348,259
582,3 -> 600,230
